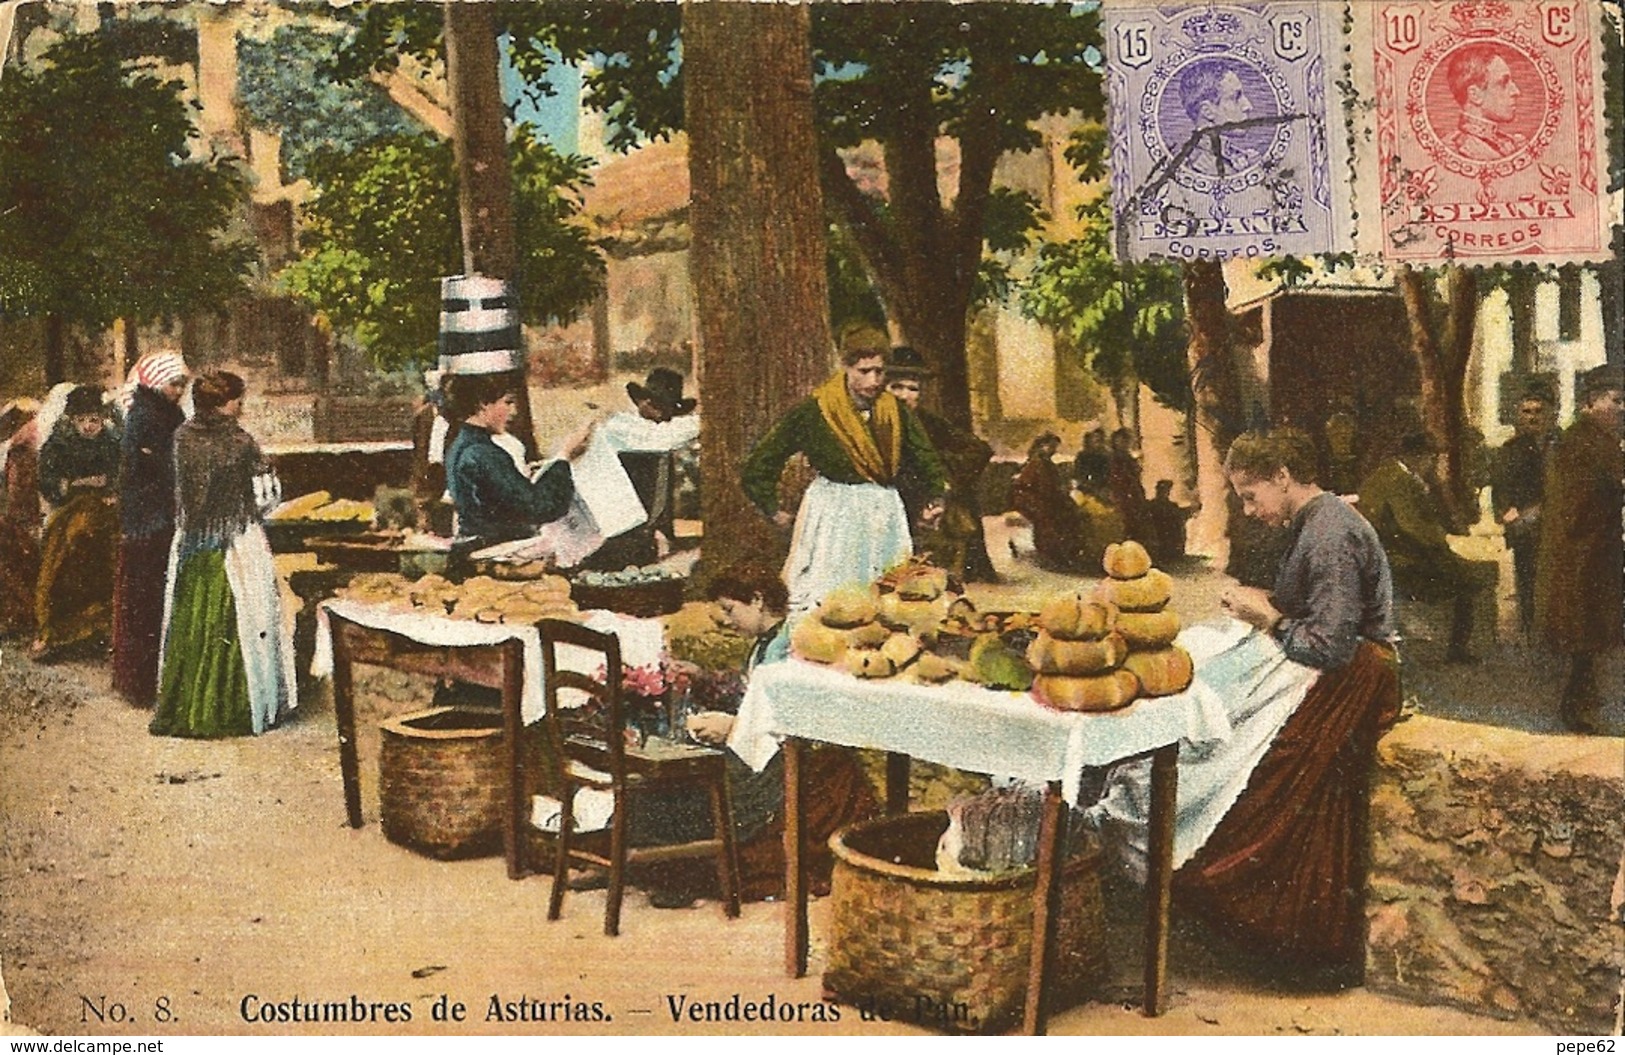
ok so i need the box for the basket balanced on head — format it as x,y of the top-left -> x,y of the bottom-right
821,811 -> 1106,1034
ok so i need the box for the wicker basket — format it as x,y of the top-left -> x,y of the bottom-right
822,811 -> 1106,1034
568,576 -> 686,617
378,707 -> 505,859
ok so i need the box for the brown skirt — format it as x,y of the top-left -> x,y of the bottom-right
112,531 -> 174,706
1174,640 -> 1401,970
34,494 -> 119,651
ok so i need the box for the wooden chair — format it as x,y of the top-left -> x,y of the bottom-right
532,618 -> 741,935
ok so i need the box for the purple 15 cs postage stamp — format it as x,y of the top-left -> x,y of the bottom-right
1351,0 -> 1613,264
1105,1 -> 1355,264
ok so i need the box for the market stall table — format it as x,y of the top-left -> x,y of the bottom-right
730,657 -> 1230,1034
311,597 -> 665,878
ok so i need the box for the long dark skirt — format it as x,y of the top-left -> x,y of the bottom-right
112,531 -> 174,707
150,550 -> 253,739
33,494 -> 118,652
1173,641 -> 1401,970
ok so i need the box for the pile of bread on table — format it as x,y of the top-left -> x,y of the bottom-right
790,541 -> 1193,712
336,572 -> 579,626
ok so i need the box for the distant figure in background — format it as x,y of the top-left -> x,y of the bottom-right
152,372 -> 295,738
1490,387 -> 1558,640
1072,428 -> 1110,497
1144,479 -> 1195,564
112,353 -> 189,707
1535,366 -> 1623,735
1359,432 -> 1495,664
0,399 -> 43,638
1011,432 -> 1085,572
1322,397 -> 1361,495
1107,427 -> 1150,542
409,367 -> 454,535
590,367 -> 701,569
885,346 -> 996,582
32,385 -> 120,661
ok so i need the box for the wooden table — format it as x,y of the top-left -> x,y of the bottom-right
325,610 -> 530,879
732,660 -> 1224,1034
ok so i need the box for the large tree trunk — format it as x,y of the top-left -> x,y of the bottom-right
1182,261 -> 1238,558
1397,264 -> 1477,526
686,2 -> 832,576
443,1 -> 536,458
1505,268 -> 1538,374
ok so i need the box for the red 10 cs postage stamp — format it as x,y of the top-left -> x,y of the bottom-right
1351,0 -> 1615,265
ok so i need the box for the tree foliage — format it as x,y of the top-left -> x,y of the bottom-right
0,25 -> 253,328
332,2 -> 1105,424
280,127 -> 604,370
237,22 -> 421,182
1022,193 -> 1190,413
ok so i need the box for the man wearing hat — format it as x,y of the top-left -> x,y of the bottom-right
1534,365 -> 1623,734
1490,383 -> 1559,639
590,367 -> 701,567
884,346 -> 997,582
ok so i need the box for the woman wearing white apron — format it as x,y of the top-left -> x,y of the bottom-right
741,347 -> 945,614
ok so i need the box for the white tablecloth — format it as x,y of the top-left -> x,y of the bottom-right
730,635 -> 1233,807
311,598 -> 666,724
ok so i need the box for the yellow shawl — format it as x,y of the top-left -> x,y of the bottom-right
814,370 -> 901,484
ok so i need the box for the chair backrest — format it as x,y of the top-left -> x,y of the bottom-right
537,618 -> 628,786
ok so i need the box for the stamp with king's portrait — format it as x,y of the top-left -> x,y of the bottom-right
1105,1 -> 1355,264
1351,0 -> 1614,264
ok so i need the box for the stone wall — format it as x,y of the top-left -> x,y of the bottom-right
1367,716 -> 1624,1035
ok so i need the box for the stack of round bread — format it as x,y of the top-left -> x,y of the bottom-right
791,585 -> 886,666
1092,541 -> 1192,697
876,564 -> 951,638
1027,594 -> 1140,712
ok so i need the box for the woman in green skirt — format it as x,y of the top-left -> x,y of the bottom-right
151,372 -> 295,738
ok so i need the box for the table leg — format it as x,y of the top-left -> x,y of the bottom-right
501,640 -> 525,881
331,621 -> 362,829
783,737 -> 808,978
1143,742 -> 1178,1016
1021,779 -> 1065,1036
884,752 -> 910,816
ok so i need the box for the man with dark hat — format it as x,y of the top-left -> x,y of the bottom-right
591,367 -> 701,567
884,346 -> 997,582
1535,365 -> 1623,734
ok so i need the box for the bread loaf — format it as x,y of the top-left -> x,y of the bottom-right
844,620 -> 891,650
818,585 -> 879,629
1103,540 -> 1153,580
791,618 -> 848,664
1025,630 -> 1128,675
842,649 -> 897,679
1122,646 -> 1194,697
1115,609 -> 1181,650
1031,669 -> 1141,712
1039,594 -> 1118,641
879,632 -> 922,669
1093,567 -> 1173,613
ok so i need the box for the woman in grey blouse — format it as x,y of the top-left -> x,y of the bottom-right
1183,429 -> 1403,983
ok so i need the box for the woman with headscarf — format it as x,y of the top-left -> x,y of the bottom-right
1010,432 -> 1087,572
0,398 -> 44,637
151,371 -> 295,738
112,352 -> 189,707
31,385 -> 121,660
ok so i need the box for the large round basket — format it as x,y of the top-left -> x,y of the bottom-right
378,706 -> 505,860
822,810 -> 1106,1034
568,576 -> 686,617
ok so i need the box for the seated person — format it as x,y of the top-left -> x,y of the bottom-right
1011,433 -> 1087,572
1092,429 -> 1401,982
635,563 -> 879,907
33,385 -> 120,659
1358,433 -> 1496,663
443,373 -> 591,552
1144,479 -> 1195,564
